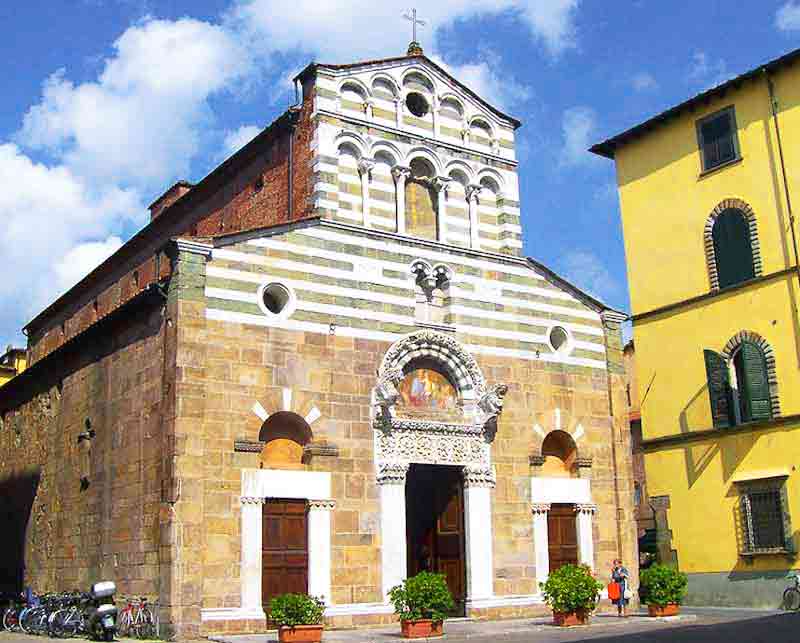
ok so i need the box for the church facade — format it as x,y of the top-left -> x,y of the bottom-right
0,45 -> 636,638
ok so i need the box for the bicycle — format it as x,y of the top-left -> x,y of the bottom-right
782,572 -> 800,611
119,596 -> 157,639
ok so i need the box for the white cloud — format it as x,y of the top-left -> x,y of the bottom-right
631,71 -> 658,92
688,51 -> 731,90
0,144 -> 141,327
560,250 -> 620,303
776,2 -> 800,31
559,105 -> 596,167
19,18 -> 251,188
54,236 -> 124,295
228,0 -> 580,60
222,124 -> 262,158
431,51 -> 531,111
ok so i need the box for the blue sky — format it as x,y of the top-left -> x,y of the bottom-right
1,1 -> 799,347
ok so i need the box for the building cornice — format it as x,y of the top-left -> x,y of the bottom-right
631,266 -> 797,323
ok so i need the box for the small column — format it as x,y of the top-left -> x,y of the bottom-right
358,159 -> 375,228
240,497 -> 266,617
308,500 -> 335,604
378,463 -> 409,600
431,96 -> 440,139
575,504 -> 597,569
392,166 -> 411,235
531,503 -> 551,590
395,97 -> 403,128
432,176 -> 452,243
463,466 -> 496,601
364,99 -> 374,120
466,184 -> 482,250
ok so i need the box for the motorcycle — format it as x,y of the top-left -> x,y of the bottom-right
86,582 -> 117,641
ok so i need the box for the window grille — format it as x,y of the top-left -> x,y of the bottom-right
738,481 -> 792,555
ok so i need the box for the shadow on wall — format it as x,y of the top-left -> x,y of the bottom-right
0,470 -> 40,593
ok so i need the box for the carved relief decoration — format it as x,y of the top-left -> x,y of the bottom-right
374,330 -> 506,474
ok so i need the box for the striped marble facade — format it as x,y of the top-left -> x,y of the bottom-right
306,58 -> 523,255
204,220 -> 606,370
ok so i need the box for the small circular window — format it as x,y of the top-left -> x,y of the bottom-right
549,326 -> 570,352
405,92 -> 429,118
259,282 -> 296,319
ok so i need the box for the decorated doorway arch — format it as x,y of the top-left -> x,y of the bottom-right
372,330 -> 508,607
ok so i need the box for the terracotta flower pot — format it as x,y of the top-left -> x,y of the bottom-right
401,619 -> 444,639
277,624 -> 324,643
648,604 -> 680,617
553,609 -> 589,627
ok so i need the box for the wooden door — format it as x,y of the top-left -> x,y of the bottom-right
262,499 -> 308,609
548,504 -> 578,572
434,474 -> 465,606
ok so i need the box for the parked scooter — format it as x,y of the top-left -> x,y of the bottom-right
86,582 -> 117,641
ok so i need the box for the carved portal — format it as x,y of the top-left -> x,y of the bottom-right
373,330 -> 507,474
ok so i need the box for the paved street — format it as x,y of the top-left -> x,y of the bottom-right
0,609 -> 796,642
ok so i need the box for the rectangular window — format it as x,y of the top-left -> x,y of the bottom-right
697,107 -> 739,172
738,479 -> 792,555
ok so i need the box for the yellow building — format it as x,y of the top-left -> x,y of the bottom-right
0,347 -> 26,387
592,47 -> 800,606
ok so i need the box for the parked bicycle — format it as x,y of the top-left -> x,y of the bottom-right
783,572 -> 800,611
118,595 -> 157,639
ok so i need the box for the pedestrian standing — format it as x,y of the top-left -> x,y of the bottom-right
611,559 -> 630,617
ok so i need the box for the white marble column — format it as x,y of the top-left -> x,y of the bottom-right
308,500 -> 335,604
395,98 -> 403,128
431,96 -> 439,139
531,503 -> 551,591
432,177 -> 452,243
466,184 -> 482,250
463,466 -> 496,601
378,463 -> 409,600
358,159 -> 375,229
392,166 -> 411,235
240,497 -> 266,618
575,504 -> 597,569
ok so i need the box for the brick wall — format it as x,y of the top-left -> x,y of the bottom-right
0,296 -> 172,604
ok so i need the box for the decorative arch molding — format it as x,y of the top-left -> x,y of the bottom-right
704,198 -> 763,291
372,330 -> 508,472
337,77 -> 372,98
369,72 -> 400,98
370,140 -> 403,165
334,130 -> 367,158
405,146 -> 443,174
721,330 -> 780,417
476,167 -> 505,192
400,66 -> 437,94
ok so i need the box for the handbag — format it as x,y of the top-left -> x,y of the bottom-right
623,588 -> 633,600
607,582 -> 621,601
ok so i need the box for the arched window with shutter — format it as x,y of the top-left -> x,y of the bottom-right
712,208 -> 755,288
704,332 -> 778,428
731,341 -> 772,423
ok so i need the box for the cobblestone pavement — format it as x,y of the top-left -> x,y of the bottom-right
1,609 -> 797,642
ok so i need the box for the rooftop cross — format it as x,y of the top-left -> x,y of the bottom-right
403,8 -> 426,55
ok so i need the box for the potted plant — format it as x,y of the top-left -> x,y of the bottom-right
388,572 -> 455,638
639,564 -> 688,617
268,594 -> 325,643
542,564 -> 603,627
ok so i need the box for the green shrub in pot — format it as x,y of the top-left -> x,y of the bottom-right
639,564 -> 688,607
388,572 -> 455,623
542,564 -> 603,615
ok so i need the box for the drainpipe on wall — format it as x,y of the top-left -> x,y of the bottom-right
765,70 -> 800,287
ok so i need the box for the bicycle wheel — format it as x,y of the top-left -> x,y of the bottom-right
2,607 -> 19,631
783,587 -> 800,611
117,609 -> 131,637
19,607 -> 36,633
138,607 -> 156,639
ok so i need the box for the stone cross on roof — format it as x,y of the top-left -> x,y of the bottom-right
403,8 -> 426,55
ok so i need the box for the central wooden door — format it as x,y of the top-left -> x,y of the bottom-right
262,499 -> 308,610
548,504 -> 578,572
406,465 -> 466,614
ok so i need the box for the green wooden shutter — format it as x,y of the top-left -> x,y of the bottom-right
739,341 -> 772,422
704,349 -> 732,428
713,209 -> 755,288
